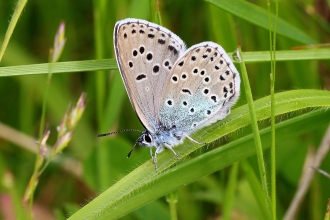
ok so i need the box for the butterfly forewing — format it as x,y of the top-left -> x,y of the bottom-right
159,42 -> 240,132
114,19 -> 186,132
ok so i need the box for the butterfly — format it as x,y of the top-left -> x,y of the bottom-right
98,18 -> 240,170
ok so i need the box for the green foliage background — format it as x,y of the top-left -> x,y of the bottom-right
0,0 -> 329,219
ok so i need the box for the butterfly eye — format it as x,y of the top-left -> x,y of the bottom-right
144,134 -> 152,143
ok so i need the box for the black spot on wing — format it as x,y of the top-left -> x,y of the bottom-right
158,39 -> 166,45
147,53 -> 153,61
211,95 -> 217,103
182,89 -> 192,95
168,45 -> 178,55
136,74 -> 146,81
153,65 -> 160,73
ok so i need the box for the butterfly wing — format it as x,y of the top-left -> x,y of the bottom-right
114,18 -> 186,132
159,42 -> 240,132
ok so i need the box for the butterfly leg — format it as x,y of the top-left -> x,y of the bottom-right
165,144 -> 180,161
150,147 -> 156,164
184,133 -> 207,145
150,147 -> 158,171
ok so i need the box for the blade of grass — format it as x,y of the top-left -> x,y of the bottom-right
241,160 -> 269,219
1,49 -> 329,77
69,90 -> 330,219
93,0 -> 107,125
69,108 -> 330,220
93,0 -> 112,191
205,0 -> 317,44
0,0 -> 28,62
238,45 -> 272,218
222,162 -> 239,220
149,0 -> 161,24
166,191 -> 178,220
267,0 -> 278,219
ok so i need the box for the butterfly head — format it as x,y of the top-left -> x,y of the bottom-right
137,126 -> 184,149
138,130 -> 155,147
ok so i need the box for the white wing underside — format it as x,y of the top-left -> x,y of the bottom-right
114,18 -> 186,132
159,42 -> 240,133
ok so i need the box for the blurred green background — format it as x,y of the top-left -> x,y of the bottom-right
0,0 -> 329,219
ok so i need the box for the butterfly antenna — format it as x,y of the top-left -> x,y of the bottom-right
127,138 -> 140,158
97,129 -> 143,137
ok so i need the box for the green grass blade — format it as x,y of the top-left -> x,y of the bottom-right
222,162 -> 239,220
241,160 -> 269,219
205,0 -> 317,44
68,89 -> 330,219
93,0 -> 107,127
267,1 -> 279,218
242,49 -> 330,63
1,49 -> 328,77
69,108 -> 330,220
0,0 -> 27,62
238,46 -> 271,217
0,59 -> 118,77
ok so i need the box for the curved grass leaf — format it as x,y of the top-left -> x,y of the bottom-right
69,89 -> 330,219
205,0 -> 317,44
1,49 -> 329,77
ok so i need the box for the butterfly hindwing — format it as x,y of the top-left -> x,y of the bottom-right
159,42 -> 240,133
114,18 -> 186,132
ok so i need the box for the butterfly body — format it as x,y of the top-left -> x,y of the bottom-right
111,18 -> 240,168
